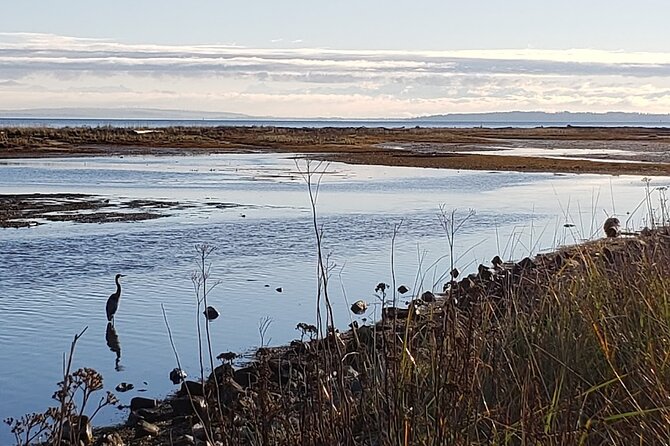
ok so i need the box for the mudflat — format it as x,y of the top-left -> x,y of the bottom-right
1,126 -> 670,175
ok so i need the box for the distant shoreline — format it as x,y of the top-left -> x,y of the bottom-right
2,117 -> 670,130
1,125 -> 670,176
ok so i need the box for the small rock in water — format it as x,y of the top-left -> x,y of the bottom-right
115,382 -> 134,392
170,367 -> 188,385
275,287 -> 283,293
397,285 -> 409,294
450,268 -> 460,279
203,306 -> 219,321
350,300 -> 367,315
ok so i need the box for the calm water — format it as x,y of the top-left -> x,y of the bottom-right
2,118 -> 670,128
0,153 -> 667,442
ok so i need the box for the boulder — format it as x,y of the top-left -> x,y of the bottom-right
177,380 -> 205,397
420,291 -> 436,302
135,420 -> 160,438
350,300 -> 367,315
130,396 -> 157,411
169,367 -> 187,385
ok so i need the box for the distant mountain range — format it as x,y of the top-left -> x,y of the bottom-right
1,108 -> 669,124
414,111 -> 670,123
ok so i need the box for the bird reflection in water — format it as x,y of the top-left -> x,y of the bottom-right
105,322 -> 123,371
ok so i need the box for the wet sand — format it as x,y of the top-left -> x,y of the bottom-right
1,126 -> 670,175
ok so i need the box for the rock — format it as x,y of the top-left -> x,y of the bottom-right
63,415 -> 93,445
170,367 -> 188,384
216,351 -> 237,362
397,285 -> 409,294
275,287 -> 283,292
516,257 -> 536,271
135,420 -> 160,438
177,380 -> 206,397
130,396 -> 157,411
203,306 -> 219,321
491,255 -> 503,268
459,276 -> 476,291
234,366 -> 259,388
170,396 -> 205,417
420,291 -> 436,302
604,217 -> 620,237
115,382 -> 134,392
172,435 -> 196,446
382,307 -> 410,319
192,422 -> 207,440
98,432 -> 125,446
211,363 -> 234,381
442,280 -> 457,293
136,407 -> 162,422
127,411 -> 145,426
350,300 -> 367,315
450,268 -> 460,279
477,264 -> 493,281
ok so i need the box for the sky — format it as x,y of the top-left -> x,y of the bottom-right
1,0 -> 669,118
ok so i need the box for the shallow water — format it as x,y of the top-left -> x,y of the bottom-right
0,153 -> 667,442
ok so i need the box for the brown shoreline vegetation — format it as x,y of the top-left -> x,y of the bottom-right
7,226 -> 670,445
2,126 -> 670,176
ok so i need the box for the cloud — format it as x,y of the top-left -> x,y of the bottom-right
2,32 -> 670,79
1,33 -> 670,117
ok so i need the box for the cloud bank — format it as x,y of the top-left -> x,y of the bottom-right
1,33 -> 669,117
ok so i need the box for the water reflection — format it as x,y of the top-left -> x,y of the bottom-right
105,322 -> 123,371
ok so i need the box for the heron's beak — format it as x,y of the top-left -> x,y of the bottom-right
120,274 -> 126,277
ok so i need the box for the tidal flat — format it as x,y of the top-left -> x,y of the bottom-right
2,125 -> 670,175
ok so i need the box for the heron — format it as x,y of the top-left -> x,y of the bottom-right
106,274 -> 126,324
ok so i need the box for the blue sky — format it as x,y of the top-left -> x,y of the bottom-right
1,1 -> 669,117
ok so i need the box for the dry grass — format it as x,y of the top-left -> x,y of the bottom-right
7,227 -> 670,445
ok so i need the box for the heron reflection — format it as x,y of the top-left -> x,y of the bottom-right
105,322 -> 123,371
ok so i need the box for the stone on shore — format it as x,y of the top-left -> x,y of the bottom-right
130,396 -> 157,411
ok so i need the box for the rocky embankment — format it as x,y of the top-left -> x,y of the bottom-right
85,223 -> 670,446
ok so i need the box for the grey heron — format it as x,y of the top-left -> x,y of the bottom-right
106,274 -> 126,324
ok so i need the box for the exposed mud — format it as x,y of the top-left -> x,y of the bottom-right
0,194 -> 176,228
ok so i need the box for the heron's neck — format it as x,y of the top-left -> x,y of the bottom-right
115,277 -> 121,295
